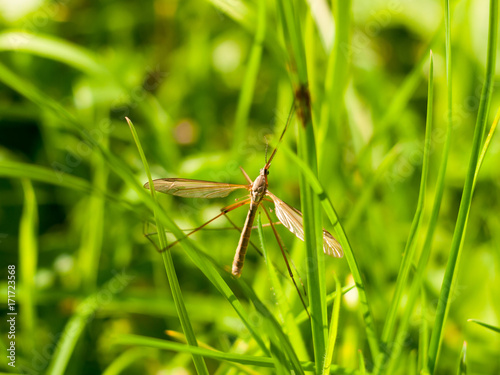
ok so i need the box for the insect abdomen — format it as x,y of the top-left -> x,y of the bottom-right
231,204 -> 258,277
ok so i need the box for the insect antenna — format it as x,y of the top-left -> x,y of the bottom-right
265,101 -> 296,170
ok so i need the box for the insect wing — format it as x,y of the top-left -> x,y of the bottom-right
145,178 -> 250,198
267,191 -> 343,258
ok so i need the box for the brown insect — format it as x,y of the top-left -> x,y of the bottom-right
144,111 -> 343,278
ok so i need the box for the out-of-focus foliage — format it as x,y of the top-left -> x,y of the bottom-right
0,0 -> 499,374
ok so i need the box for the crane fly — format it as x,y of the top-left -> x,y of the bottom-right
144,110 -> 343,279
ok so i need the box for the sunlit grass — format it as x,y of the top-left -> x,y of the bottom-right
1,0 -> 499,374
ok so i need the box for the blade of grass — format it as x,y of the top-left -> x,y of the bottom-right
345,144 -> 401,232
79,154 -> 108,292
419,288 -> 429,375
115,334 -> 359,374
236,278 -> 305,375
305,0 -> 334,51
355,22 -> 444,166
127,117 -> 209,375
19,179 -> 38,354
166,330 -> 262,375
380,52 -> 434,356
385,2 -> 455,372
206,0 -> 283,64
256,214 -> 309,361
358,350 -> 366,375
0,161 -> 94,195
322,273 -> 342,375
427,0 -> 498,371
113,335 -> 285,369
278,0 -> 328,371
0,31 -> 106,75
231,0 -> 266,160
317,0 -> 351,174
467,319 -> 500,334
388,97 -> 499,375
278,142 -> 381,363
473,107 -> 500,188
46,278 -> 126,375
381,51 -> 434,375
102,348 -> 157,375
295,284 -> 355,325
457,342 -> 467,375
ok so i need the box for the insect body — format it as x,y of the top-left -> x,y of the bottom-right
145,113 -> 343,277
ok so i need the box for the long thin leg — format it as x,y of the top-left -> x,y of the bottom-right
239,166 -> 252,184
149,198 -> 251,252
262,205 -> 310,318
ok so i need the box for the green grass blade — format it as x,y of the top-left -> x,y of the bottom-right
236,279 -> 305,375
278,1 -> 328,371
419,288 -> 429,375
345,145 -> 401,231
19,179 -> 38,354
358,350 -> 366,375
427,0 -> 498,372
278,0 -> 308,83
356,22 -> 444,165
78,156 -> 108,292
256,214 -> 309,361
381,52 -> 434,350
295,284 -> 355,325
115,334 -> 305,370
317,0 -> 351,171
388,2 -> 455,372
102,348 -> 157,375
322,273 -> 342,375
0,31 -> 107,75
278,143 -> 381,363
457,342 -> 467,375
46,279 -> 126,375
305,0 -> 334,51
467,319 -> 500,334
473,107 -> 500,188
0,161 -> 94,194
231,0 -> 266,160
127,118 -> 209,375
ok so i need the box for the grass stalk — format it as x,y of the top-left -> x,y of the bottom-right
256,214 -> 309,361
322,273 -> 342,375
46,280 -> 123,375
279,142 -> 381,363
19,179 -> 38,354
467,319 -> 500,334
278,0 -> 328,371
317,0 -> 351,172
231,0 -> 266,160
79,154 -> 108,292
127,118 -> 209,375
380,51 -> 434,355
427,0 -> 498,371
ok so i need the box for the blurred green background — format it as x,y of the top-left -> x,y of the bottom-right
0,0 -> 499,374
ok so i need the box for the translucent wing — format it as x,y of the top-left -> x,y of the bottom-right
267,191 -> 343,258
145,178 -> 250,198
